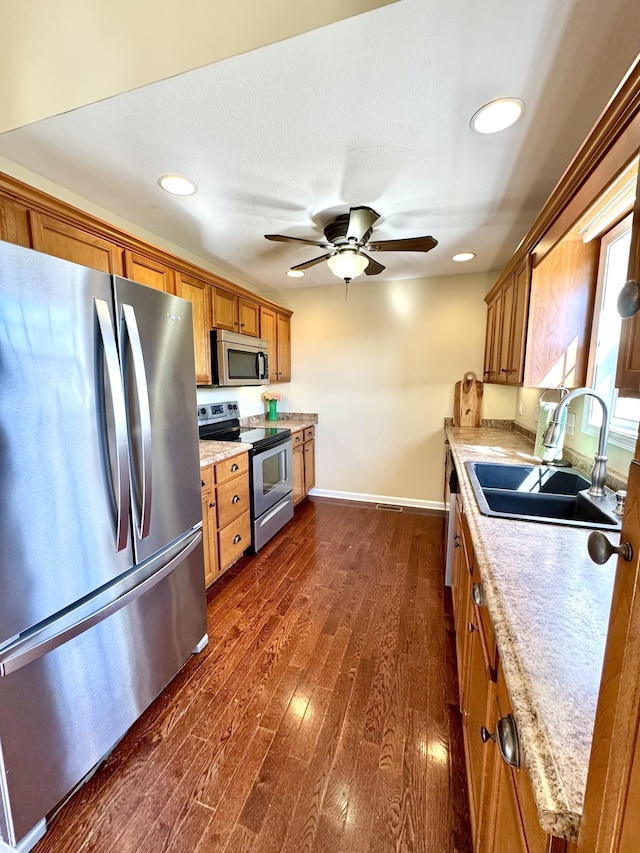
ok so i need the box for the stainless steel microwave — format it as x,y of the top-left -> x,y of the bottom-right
211,329 -> 269,386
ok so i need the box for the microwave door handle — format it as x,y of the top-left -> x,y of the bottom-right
122,304 -> 152,539
256,351 -> 267,379
95,298 -> 130,551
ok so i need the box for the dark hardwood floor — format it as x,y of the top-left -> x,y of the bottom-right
33,498 -> 472,853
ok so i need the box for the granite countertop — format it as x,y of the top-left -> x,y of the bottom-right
199,412 -> 318,468
446,425 -> 618,841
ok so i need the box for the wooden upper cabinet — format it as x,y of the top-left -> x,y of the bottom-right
239,299 -> 260,336
523,238 -> 599,388
276,312 -> 291,382
174,272 -> 212,385
483,257 -> 531,386
260,307 -> 278,381
616,168 -> 640,396
29,211 -> 123,274
123,249 -> 174,293
212,287 -> 260,337
212,287 -> 238,332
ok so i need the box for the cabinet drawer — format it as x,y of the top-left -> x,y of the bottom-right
200,465 -> 213,496
216,475 -> 250,529
292,429 -> 304,446
304,426 -> 315,442
214,452 -> 248,485
218,511 -> 250,571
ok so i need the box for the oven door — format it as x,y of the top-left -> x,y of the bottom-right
251,440 -> 293,518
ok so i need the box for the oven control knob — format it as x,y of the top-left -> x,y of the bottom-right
199,407 -> 206,416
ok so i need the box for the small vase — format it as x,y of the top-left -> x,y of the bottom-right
268,399 -> 278,421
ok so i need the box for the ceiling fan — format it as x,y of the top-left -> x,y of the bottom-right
265,206 -> 437,282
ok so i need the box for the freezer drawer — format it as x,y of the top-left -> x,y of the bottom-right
0,539 -> 206,849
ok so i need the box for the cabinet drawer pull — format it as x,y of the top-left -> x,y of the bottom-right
230,463 -> 240,472
233,534 -> 242,545
232,495 -> 241,504
201,479 -> 205,487
496,714 -> 520,768
471,582 -> 484,607
467,622 -> 477,633
209,501 -> 216,508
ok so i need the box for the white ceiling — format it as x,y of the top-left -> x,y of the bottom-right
1,0 -> 639,292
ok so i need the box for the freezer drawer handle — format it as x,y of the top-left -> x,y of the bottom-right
95,298 -> 130,551
0,532 -> 202,677
122,303 -> 153,539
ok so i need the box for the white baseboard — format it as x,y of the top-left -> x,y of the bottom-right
308,488 -> 444,512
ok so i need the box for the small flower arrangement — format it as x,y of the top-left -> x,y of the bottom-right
261,391 -> 282,402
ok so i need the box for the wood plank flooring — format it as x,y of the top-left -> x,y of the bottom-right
33,498 -> 472,853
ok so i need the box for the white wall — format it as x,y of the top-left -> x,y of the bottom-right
268,273 -> 515,508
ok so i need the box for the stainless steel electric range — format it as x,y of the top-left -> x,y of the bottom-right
197,401 -> 294,552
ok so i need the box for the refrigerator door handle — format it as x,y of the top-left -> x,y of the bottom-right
95,298 -> 130,551
0,531 -> 202,677
122,303 -> 152,539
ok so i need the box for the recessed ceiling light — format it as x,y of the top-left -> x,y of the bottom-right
452,252 -> 476,262
158,174 -> 198,196
286,269 -> 304,278
470,98 -> 524,134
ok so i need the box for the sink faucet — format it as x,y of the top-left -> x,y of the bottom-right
542,387 -> 610,497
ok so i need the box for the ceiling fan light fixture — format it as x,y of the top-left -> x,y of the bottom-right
452,252 -> 476,262
470,98 -> 524,134
286,269 -> 304,278
158,174 -> 198,196
327,249 -> 369,282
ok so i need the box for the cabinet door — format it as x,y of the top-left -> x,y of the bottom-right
123,249 -> 174,292
464,605 -> 496,844
484,298 -> 498,382
213,288 -> 238,332
239,299 -> 260,337
0,197 -> 18,244
276,313 -> 291,381
488,292 -> 503,383
292,443 -> 305,505
497,274 -> 516,383
175,272 -> 212,385
29,211 -> 123,274
487,756 -> 528,853
507,258 -> 531,385
523,238 -> 599,388
202,494 -> 219,588
260,307 -> 278,380
304,438 -> 315,493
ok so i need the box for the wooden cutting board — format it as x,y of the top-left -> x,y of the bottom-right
453,371 -> 483,427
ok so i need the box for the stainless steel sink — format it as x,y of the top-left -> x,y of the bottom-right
465,461 -> 621,530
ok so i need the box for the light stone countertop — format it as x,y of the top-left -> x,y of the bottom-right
199,413 -> 318,468
446,425 -> 618,841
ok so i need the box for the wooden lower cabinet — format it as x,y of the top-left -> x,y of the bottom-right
200,452 -> 250,586
452,504 -> 575,852
292,426 -> 315,505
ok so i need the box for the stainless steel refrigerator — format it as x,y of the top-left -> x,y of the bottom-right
0,241 -> 207,852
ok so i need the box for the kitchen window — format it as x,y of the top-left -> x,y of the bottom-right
585,213 -> 640,449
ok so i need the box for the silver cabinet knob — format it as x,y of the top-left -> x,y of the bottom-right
617,279 -> 640,318
588,531 -> 633,565
472,582 -> 484,607
614,490 -> 627,517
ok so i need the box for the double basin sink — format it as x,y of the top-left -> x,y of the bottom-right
465,461 -> 621,530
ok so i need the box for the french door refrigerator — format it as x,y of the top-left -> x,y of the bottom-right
0,241 -> 207,852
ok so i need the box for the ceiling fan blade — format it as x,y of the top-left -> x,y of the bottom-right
289,253 -> 334,272
361,253 -> 385,276
346,206 -> 380,242
367,236 -> 438,253
265,234 -> 331,248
